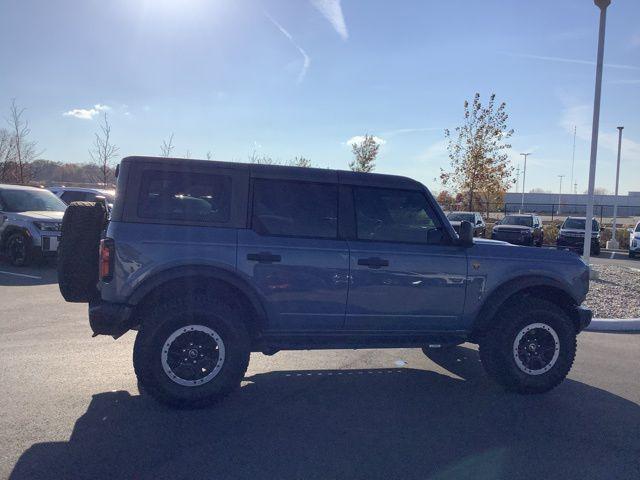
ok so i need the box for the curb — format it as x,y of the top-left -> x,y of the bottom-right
585,318 -> 640,333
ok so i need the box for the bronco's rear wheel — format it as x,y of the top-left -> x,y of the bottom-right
133,294 -> 250,408
478,297 -> 576,394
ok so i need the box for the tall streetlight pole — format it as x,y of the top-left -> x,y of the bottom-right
558,175 -> 565,215
583,0 -> 611,264
607,126 -> 624,249
520,153 -> 531,212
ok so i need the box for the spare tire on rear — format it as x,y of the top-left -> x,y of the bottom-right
58,201 -> 107,303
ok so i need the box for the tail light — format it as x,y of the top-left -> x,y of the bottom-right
99,238 -> 115,281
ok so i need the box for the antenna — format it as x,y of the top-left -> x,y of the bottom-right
570,126 -> 576,195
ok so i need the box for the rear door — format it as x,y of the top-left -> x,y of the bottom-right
237,177 -> 349,332
345,186 -> 468,332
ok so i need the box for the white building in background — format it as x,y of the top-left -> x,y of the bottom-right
503,191 -> 640,216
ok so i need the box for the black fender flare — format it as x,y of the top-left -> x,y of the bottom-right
470,275 -> 579,339
126,264 -> 269,328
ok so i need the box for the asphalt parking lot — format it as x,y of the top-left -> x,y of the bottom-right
0,262 -> 639,480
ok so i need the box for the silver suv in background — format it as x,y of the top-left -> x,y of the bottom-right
0,184 -> 67,266
629,222 -> 640,259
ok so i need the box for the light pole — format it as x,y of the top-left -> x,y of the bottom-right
570,126 -> 576,194
583,0 -> 611,264
557,175 -> 565,215
520,153 -> 531,212
607,126 -> 624,249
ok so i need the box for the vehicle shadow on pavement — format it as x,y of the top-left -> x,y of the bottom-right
10,347 -> 640,480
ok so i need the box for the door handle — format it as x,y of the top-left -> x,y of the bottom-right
247,252 -> 282,263
357,257 -> 389,268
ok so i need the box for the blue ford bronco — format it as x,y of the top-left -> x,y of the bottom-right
57,156 -> 592,408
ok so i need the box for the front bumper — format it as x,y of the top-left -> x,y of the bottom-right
89,300 -> 134,338
557,236 -> 599,252
573,306 -> 592,332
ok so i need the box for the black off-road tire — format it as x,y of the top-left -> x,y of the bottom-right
57,201 -> 107,302
133,294 -> 251,409
478,297 -> 576,394
6,232 -> 35,267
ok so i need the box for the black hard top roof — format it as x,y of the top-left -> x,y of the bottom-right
121,155 -> 423,190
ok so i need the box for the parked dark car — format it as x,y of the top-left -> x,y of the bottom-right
57,156 -> 591,408
491,214 -> 544,247
557,217 -> 601,256
447,211 -> 486,237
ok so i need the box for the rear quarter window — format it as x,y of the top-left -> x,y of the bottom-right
137,170 -> 232,223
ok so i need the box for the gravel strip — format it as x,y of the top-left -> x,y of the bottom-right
585,264 -> 640,319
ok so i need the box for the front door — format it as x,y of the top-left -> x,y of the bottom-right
237,179 -> 349,332
345,186 -> 468,332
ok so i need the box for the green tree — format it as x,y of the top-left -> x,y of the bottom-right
440,93 -> 514,211
349,134 -> 379,172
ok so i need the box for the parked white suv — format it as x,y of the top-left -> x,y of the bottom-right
629,222 -> 640,259
48,187 -> 115,210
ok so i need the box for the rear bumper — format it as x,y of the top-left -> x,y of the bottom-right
89,300 -> 133,338
573,306 -> 592,332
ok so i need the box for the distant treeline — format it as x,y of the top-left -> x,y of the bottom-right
0,159 -> 115,187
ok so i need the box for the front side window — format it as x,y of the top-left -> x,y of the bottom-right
138,170 -> 231,223
354,187 -> 441,243
252,179 -> 337,238
0,189 -> 67,212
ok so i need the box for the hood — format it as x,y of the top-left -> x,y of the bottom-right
11,211 -> 65,221
474,238 -> 511,246
493,225 -> 532,232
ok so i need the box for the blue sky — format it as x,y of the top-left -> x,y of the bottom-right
1,0 -> 639,194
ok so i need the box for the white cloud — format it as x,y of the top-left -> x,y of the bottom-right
311,0 -> 348,40
346,135 -> 386,147
63,104 -> 110,120
265,12 -> 310,83
505,52 -> 640,71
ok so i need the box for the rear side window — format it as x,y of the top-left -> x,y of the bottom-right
60,191 -> 89,203
252,179 -> 337,238
138,170 -> 231,223
354,187 -> 441,243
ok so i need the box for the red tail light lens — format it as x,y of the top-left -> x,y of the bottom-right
99,238 -> 114,281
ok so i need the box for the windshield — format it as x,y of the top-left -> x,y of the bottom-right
563,218 -> 599,231
447,213 -> 474,222
501,216 -> 533,227
0,189 -> 67,212
636,224 -> 640,233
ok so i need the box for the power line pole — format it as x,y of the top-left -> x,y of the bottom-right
570,125 -> 576,193
520,153 -> 531,212
557,175 -> 565,215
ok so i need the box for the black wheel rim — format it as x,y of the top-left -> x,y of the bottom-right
161,325 -> 225,387
512,323 -> 560,375
8,236 -> 26,264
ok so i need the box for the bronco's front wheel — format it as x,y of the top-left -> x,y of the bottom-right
133,295 -> 250,408
478,297 -> 576,394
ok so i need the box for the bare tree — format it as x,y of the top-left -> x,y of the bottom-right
349,135 -> 379,172
6,99 -> 40,184
89,112 -> 119,186
184,150 -> 191,159
160,133 -> 175,157
289,156 -> 312,168
248,150 -> 278,165
206,151 -> 213,161
0,128 -> 12,182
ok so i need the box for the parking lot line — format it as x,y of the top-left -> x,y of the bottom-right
0,270 -> 42,280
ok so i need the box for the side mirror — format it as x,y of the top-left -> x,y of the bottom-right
458,220 -> 474,247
